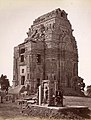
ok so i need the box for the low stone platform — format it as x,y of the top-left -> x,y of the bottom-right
22,104 -> 90,119
30,104 -> 88,110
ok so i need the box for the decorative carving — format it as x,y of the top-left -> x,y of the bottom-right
27,28 -> 32,37
33,8 -> 67,25
26,24 -> 45,42
38,24 -> 45,41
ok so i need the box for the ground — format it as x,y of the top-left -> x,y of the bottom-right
0,96 -> 91,120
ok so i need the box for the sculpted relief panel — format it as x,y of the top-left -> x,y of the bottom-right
64,35 -> 74,52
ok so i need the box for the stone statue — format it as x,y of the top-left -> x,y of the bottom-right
54,90 -> 63,107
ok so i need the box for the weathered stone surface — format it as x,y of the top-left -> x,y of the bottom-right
13,8 -> 84,96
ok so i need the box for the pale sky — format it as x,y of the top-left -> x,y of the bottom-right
0,0 -> 91,87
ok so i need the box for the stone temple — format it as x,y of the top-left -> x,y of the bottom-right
13,8 -> 84,96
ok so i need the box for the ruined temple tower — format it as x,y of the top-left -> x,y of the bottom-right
13,8 -> 83,95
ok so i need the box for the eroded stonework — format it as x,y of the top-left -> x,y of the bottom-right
13,8 -> 83,95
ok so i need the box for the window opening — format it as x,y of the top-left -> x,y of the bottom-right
21,55 -> 24,62
20,48 -> 25,54
21,76 -> 25,85
22,69 -> 24,73
54,75 -> 56,80
27,74 -> 29,79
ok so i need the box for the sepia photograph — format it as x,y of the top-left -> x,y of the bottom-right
0,0 -> 91,119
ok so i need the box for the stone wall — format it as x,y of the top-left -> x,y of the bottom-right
13,8 -> 82,96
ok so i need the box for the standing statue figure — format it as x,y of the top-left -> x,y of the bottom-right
54,90 -> 63,107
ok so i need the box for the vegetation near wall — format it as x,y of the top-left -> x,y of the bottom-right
86,85 -> 91,96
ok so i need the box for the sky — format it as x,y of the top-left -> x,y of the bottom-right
0,0 -> 91,87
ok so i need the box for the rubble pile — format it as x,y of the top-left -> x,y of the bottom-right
22,105 -> 90,119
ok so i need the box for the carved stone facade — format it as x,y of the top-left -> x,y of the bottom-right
13,8 -> 83,95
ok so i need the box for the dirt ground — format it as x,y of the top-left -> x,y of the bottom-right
0,101 -> 38,120
0,96 -> 91,120
0,101 -> 21,120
